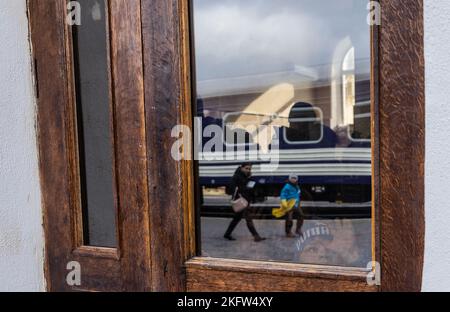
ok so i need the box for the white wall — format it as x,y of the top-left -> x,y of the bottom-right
423,0 -> 450,292
0,0 -> 45,291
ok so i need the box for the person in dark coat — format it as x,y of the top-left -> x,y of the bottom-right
224,163 -> 266,242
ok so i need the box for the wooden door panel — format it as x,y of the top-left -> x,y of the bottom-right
29,0 -> 151,291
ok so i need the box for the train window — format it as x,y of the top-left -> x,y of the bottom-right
222,112 -> 257,146
71,0 -> 117,247
193,0 -> 372,268
342,47 -> 371,141
352,100 -> 371,140
222,112 -> 278,147
284,105 -> 324,144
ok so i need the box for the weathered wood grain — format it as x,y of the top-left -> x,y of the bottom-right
379,0 -> 425,292
186,258 -> 376,292
109,0 -> 152,291
140,0 -> 191,291
29,0 -> 74,291
29,0 -> 152,291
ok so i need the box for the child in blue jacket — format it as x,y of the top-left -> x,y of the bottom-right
272,173 -> 304,237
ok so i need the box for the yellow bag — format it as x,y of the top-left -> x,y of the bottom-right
272,198 -> 297,218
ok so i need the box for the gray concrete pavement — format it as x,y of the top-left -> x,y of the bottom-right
201,217 -> 372,268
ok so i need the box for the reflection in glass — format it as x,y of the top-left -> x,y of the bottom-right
72,0 -> 117,247
193,0 -> 372,267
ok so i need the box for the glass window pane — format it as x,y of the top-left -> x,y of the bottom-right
193,0 -> 372,267
72,0 -> 117,247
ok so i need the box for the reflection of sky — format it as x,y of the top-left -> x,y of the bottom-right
193,0 -> 371,82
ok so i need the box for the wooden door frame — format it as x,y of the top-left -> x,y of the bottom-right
30,0 -> 425,292
170,0 -> 425,292
29,0 -> 152,291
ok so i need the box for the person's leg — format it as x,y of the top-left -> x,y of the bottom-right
296,207 -> 305,236
285,210 -> 294,237
224,210 -> 244,240
244,206 -> 266,242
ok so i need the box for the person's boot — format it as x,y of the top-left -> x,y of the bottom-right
254,235 -> 266,242
286,232 -> 296,238
286,220 -> 293,236
296,218 -> 304,237
224,234 -> 236,241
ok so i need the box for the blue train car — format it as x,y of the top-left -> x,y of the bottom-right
197,81 -> 372,219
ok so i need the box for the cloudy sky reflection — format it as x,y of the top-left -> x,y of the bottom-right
193,0 -> 370,84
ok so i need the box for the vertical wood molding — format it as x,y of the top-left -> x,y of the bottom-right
29,0 -> 74,291
109,0 -> 152,291
141,0 -> 188,291
379,0 -> 425,291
